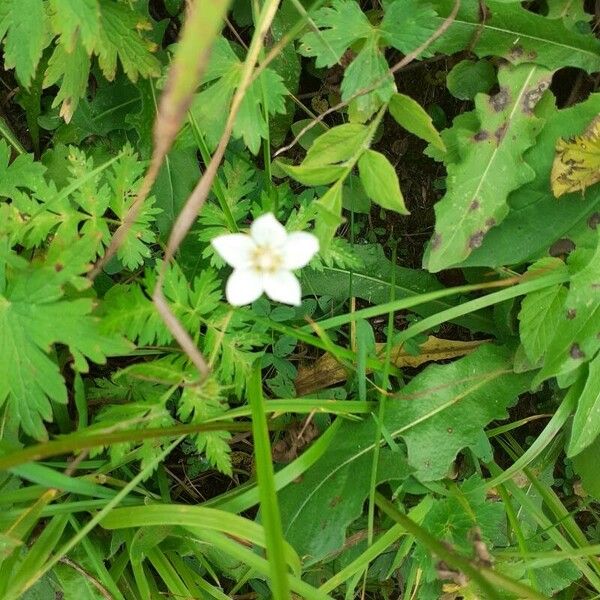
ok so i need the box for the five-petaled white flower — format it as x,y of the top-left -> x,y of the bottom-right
211,213 -> 319,307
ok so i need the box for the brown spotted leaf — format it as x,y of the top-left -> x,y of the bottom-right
295,336 -> 488,395
425,64 -> 552,272
535,233 -> 600,385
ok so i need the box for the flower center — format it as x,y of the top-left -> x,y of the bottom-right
250,245 -> 283,274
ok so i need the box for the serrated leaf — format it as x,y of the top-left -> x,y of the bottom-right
0,0 -> 47,87
464,93 -> 600,268
95,0 -> 161,82
278,418 -> 412,564
0,140 -> 47,198
189,37 -> 288,154
0,241 -> 130,440
178,377 -> 232,475
358,149 -> 408,214
48,0 -> 100,54
389,93 -> 445,151
518,258 -> 568,364
535,236 -> 600,384
425,64 -> 552,272
298,0 -> 372,68
386,344 -> 532,481
551,114 -> 600,198
44,43 -> 91,122
568,355 -> 600,457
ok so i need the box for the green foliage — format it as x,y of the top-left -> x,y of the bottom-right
3,0 -> 600,598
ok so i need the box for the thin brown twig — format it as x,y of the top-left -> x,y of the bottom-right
273,0 -> 461,158
59,557 -> 114,600
152,0 -> 282,379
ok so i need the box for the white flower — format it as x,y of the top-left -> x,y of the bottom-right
211,213 -> 319,307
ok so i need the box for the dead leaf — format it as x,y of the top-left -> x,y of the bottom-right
272,419 -> 319,463
295,336 -> 488,395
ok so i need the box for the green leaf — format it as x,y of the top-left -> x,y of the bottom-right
380,0 -> 439,55
446,59 -> 497,101
572,434 -> 600,498
385,344 -> 532,481
544,0 -> 592,33
568,355 -> 600,457
463,93 -> 600,268
277,417 -> 412,564
518,259 -> 568,364
357,149 -> 408,214
0,140 -> 47,198
298,0 -> 372,68
342,37 -> 395,123
48,0 -> 100,54
279,123 -> 369,186
425,64 -> 552,272
389,93 -> 445,151
44,43 -> 91,122
0,0 -> 47,87
424,0 -> 600,73
178,376 -> 232,475
188,37 -> 288,154
302,244 -> 495,333
0,239 -> 130,440
95,0 -> 161,82
535,236 -> 600,384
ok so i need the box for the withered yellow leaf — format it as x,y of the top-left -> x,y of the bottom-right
551,114 -> 600,198
295,337 -> 488,396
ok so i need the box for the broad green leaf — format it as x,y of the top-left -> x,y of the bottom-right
385,344 -> 532,481
425,64 -> 552,272
518,259 -> 568,364
568,355 -> 600,457
380,0 -> 438,54
388,93 -> 445,151
289,119 -> 328,151
572,434 -> 600,498
314,182 -> 344,249
423,0 -> 600,73
277,417 -> 412,565
341,37 -> 395,122
357,149 -> 408,214
464,93 -> 600,268
0,240 -> 130,440
277,163 -> 346,186
446,59 -> 497,101
545,0 -> 592,32
0,0 -> 47,87
535,236 -> 600,384
303,123 -> 370,166
301,244 -> 495,333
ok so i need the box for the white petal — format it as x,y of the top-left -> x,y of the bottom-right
282,231 -> 319,269
263,270 -> 302,306
212,234 -> 255,268
250,213 -> 287,247
225,269 -> 264,306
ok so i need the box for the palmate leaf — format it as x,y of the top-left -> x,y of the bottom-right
463,93 -> 600,268
188,37 -> 288,154
0,0 -> 161,121
425,63 -> 552,272
0,238 -> 130,440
